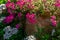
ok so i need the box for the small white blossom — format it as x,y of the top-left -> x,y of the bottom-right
3,26 -> 11,32
51,29 -> 55,36
1,4 -> 6,10
0,4 -> 6,14
3,26 -> 18,40
24,35 -> 36,40
11,28 -> 18,34
4,32 -> 12,39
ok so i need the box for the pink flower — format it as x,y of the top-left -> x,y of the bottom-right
8,8 -> 12,14
25,0 -> 34,9
51,15 -> 56,20
26,0 -> 32,3
52,20 -> 57,26
4,14 -> 14,24
8,0 -> 10,2
54,0 -> 60,8
16,0 -> 25,9
18,12 -> 22,18
16,24 -> 20,29
26,13 -> 37,24
27,4 -> 34,9
55,0 -> 60,3
6,2 -> 15,9
50,16 -> 57,27
55,3 -> 60,8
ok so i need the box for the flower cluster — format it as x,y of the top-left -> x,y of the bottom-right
26,13 -> 37,24
2,0 -> 59,28
3,0 -> 35,29
54,0 -> 60,8
6,2 -> 15,10
16,0 -> 25,9
3,26 -> 18,39
3,0 -> 59,28
4,14 -> 14,24
0,0 -> 60,40
50,15 -> 57,27
6,0 -> 34,10
16,23 -> 20,29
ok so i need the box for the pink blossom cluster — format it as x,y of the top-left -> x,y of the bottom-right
16,23 -> 20,29
5,0 -> 34,14
26,13 -> 37,24
6,0 -> 15,15
50,15 -> 57,27
3,12 -> 22,23
4,0 -> 23,23
26,0 -> 34,9
4,14 -> 14,24
7,8 -> 12,14
6,0 -> 34,10
6,2 -> 15,10
54,0 -> 60,8
16,0 -> 25,9
18,12 -> 22,18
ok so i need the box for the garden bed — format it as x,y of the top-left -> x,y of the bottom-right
0,0 -> 59,40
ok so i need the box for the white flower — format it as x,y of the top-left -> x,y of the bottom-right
3,26 -> 18,40
11,28 -> 18,34
3,26 -> 11,32
1,4 -> 6,10
51,29 -> 55,36
0,4 -> 6,14
4,32 -> 12,39
24,35 -> 36,40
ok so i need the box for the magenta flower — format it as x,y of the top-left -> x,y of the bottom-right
6,2 -> 10,8
8,0 -> 10,2
54,0 -> 60,8
51,15 -> 56,20
52,20 -> 57,27
18,12 -> 22,18
26,13 -> 37,24
27,4 -> 34,9
55,0 -> 60,3
26,0 -> 32,3
50,15 -> 57,27
50,19 -> 57,27
7,8 -> 12,14
55,3 -> 60,8
4,14 -> 14,24
6,2 -> 15,9
16,0 -> 25,9
11,2 -> 15,9
16,24 -> 20,29
25,0 -> 34,9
